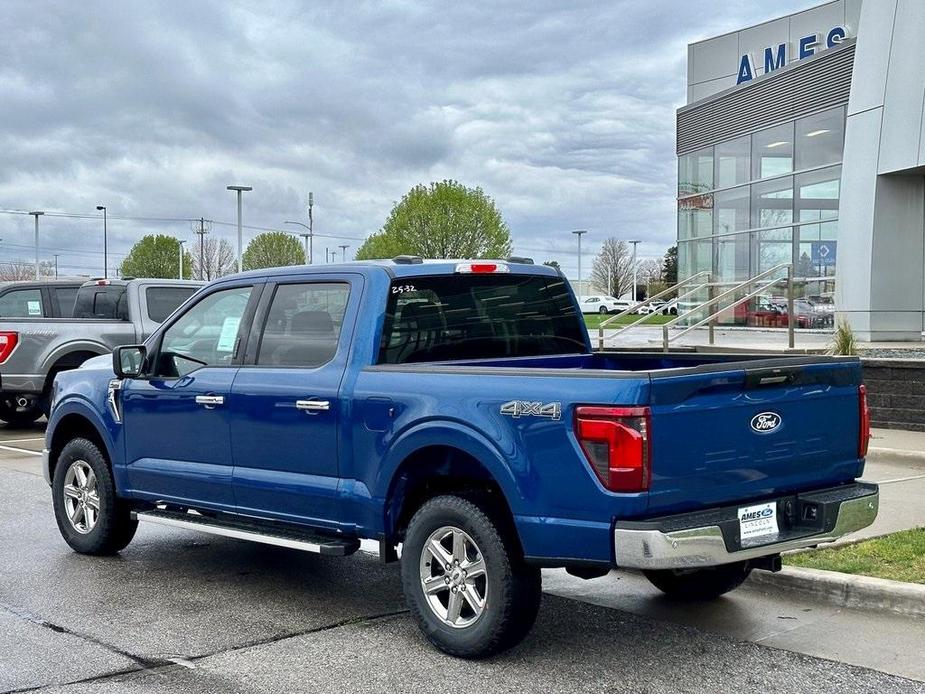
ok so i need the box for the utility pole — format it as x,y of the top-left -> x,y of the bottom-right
95,206 -> 108,278
54,254 -> 59,278
629,240 -> 640,302
192,217 -> 211,280
29,211 -> 44,280
571,230 -> 587,297
339,244 -> 349,262
178,240 -> 186,280
226,185 -> 252,273
308,191 -> 314,265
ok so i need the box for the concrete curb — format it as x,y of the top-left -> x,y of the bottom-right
747,565 -> 925,618
868,445 -> 925,463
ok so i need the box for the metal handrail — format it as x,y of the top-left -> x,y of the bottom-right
597,271 -> 710,350
661,263 -> 794,352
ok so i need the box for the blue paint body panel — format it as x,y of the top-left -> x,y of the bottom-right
46,261 -> 868,567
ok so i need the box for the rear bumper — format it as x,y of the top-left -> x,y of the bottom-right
0,373 -> 45,395
613,482 -> 879,570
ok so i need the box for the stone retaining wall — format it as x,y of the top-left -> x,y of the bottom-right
862,359 -> 925,432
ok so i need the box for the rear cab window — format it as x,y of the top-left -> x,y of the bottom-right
378,273 -> 586,364
145,286 -> 199,323
73,284 -> 129,320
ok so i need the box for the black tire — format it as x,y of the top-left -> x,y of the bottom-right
401,494 -> 541,658
0,397 -> 42,426
598,306 -> 609,315
52,437 -> 137,555
643,561 -> 752,600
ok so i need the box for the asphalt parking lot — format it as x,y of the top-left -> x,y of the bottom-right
1,423 -> 923,694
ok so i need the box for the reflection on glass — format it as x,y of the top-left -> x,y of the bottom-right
714,186 -> 750,235
752,122 -> 794,180
679,147 -> 713,195
796,106 -> 845,170
715,135 -> 750,188
751,176 -> 793,228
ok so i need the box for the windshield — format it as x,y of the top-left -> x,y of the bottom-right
378,273 -> 586,364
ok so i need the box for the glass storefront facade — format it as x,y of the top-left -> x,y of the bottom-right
677,105 -> 845,325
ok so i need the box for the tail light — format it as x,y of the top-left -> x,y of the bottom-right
858,384 -> 871,458
455,262 -> 510,274
0,332 -> 18,364
575,406 -> 651,492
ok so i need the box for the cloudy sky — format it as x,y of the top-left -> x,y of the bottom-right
0,0 -> 819,278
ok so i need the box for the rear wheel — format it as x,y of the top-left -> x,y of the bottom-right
401,495 -> 541,658
0,396 -> 42,426
598,306 -> 609,315
52,437 -> 137,555
643,561 -> 751,600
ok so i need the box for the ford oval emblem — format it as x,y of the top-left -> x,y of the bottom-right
751,412 -> 782,433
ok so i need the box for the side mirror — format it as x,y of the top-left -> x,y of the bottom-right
113,345 -> 147,379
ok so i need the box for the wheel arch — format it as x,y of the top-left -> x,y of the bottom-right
48,409 -> 113,485
379,424 -> 525,552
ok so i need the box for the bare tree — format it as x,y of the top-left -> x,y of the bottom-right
191,237 -> 236,281
0,260 -> 54,281
637,258 -> 662,286
590,238 -> 634,298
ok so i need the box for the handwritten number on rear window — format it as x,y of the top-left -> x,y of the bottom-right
392,285 -> 416,294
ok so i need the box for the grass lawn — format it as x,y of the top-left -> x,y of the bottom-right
583,313 -> 674,329
784,527 -> 925,584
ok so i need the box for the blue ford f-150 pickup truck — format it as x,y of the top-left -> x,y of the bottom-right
43,257 -> 878,657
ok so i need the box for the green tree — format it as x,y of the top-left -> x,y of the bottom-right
242,232 -> 304,270
356,180 -> 512,260
119,234 -> 192,279
662,245 -> 678,285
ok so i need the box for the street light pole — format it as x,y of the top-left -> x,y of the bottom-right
29,211 -> 44,280
308,191 -> 314,265
571,230 -> 587,297
339,244 -> 349,262
284,220 -> 313,264
226,185 -> 252,273
178,240 -> 186,280
54,254 -> 59,278
628,240 -> 640,302
95,206 -> 108,278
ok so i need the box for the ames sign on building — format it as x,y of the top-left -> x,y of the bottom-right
678,0 -> 925,341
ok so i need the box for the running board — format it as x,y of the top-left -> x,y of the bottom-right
132,509 -> 360,556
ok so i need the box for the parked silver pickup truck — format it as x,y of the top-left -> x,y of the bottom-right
0,278 -> 202,425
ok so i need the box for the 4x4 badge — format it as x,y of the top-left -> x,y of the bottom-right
500,401 -> 562,420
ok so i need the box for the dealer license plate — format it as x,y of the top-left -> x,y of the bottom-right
738,502 -> 779,542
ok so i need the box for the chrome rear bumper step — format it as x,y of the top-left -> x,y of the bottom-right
132,509 -> 359,556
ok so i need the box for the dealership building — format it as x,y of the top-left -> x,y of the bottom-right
677,0 -> 925,340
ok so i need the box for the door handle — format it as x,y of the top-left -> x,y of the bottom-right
296,399 -> 330,412
195,395 -> 225,408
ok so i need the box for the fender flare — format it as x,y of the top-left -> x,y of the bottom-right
375,419 -> 525,528
47,396 -> 119,473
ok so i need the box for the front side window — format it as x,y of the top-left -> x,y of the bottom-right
0,288 -> 43,317
378,274 -> 586,364
157,286 -> 253,377
256,283 -> 350,367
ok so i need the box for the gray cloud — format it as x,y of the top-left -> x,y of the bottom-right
0,0 -> 820,277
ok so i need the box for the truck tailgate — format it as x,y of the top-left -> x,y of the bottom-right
646,359 -> 865,515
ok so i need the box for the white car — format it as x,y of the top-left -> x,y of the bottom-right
579,295 -> 633,314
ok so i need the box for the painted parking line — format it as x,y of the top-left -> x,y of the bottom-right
877,473 -> 925,485
0,437 -> 45,445
0,444 -> 42,457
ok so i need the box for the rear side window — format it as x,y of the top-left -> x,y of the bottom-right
256,283 -> 350,367
73,286 -> 128,320
378,274 -> 585,364
53,287 -> 78,317
0,288 -> 44,317
146,286 -> 198,323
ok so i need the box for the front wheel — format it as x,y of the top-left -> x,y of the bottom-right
643,561 -> 751,600
401,495 -> 541,658
599,306 -> 609,315
52,437 -> 137,555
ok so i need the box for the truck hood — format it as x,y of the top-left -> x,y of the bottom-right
78,353 -> 115,373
